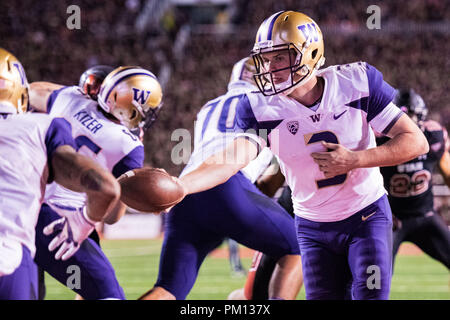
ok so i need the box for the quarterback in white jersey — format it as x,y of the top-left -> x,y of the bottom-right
29,66 -> 164,300
177,11 -> 428,300
0,48 -> 120,300
241,61 -> 401,222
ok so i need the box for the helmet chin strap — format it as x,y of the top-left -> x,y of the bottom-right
280,54 -> 325,96
280,67 -> 317,96
131,100 -> 146,118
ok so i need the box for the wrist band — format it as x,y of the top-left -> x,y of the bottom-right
81,207 -> 98,226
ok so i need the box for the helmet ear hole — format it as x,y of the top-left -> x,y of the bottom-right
131,109 -> 137,119
311,49 -> 318,60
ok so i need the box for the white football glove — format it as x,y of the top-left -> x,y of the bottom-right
43,203 -> 98,261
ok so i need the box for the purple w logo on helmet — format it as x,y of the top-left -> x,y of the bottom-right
297,23 -> 319,43
132,88 -> 151,104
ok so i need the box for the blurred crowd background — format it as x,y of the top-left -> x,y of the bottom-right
1,0 -> 449,218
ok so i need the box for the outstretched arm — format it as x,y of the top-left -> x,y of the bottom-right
180,137 -> 259,195
29,81 -> 63,113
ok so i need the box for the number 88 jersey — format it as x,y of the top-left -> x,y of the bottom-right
43,86 -> 144,208
377,120 -> 447,219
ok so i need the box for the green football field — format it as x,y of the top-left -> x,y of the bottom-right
44,239 -> 449,300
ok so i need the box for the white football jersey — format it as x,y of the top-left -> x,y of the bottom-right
0,113 -> 75,275
44,86 -> 144,208
182,81 -> 273,183
235,62 -> 403,222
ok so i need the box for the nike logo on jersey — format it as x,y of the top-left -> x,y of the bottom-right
333,110 -> 347,120
361,211 -> 376,222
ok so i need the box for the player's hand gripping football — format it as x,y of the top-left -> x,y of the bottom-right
156,169 -> 188,214
43,203 -> 98,261
310,141 -> 359,178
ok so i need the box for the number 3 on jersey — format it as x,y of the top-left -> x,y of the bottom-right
304,131 -> 347,189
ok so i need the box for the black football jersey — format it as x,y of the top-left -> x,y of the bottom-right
376,120 -> 447,219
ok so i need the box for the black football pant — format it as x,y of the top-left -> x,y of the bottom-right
393,211 -> 450,270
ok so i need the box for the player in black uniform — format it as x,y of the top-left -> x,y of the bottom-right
376,88 -> 450,269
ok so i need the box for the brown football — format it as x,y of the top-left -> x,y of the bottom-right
118,167 -> 185,213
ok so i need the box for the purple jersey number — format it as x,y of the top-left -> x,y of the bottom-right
305,131 -> 347,188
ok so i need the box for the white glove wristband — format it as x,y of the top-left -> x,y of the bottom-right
81,207 -> 99,227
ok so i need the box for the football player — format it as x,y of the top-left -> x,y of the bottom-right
36,65 -> 112,299
79,65 -> 144,141
139,57 -> 302,300
175,11 -> 429,300
377,88 -> 450,270
29,66 -> 163,299
0,48 -> 120,299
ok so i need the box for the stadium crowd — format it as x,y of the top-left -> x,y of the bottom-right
1,1 -> 448,214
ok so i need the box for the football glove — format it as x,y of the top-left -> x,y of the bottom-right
43,203 -> 98,261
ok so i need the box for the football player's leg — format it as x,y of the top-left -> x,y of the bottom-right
408,213 -> 450,269
141,195 -> 223,300
296,217 -> 351,300
37,267 -> 46,300
0,246 -> 38,300
215,173 -> 301,300
242,251 -> 278,300
348,195 -> 393,300
392,216 -> 408,271
34,204 -> 125,300
233,187 -> 295,301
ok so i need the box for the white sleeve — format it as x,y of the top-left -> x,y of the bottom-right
369,102 -> 404,135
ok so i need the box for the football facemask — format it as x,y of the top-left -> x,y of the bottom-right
251,11 -> 325,96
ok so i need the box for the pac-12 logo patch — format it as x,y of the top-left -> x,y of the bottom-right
286,121 -> 299,135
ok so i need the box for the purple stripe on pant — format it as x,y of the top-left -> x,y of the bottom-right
295,195 -> 393,300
